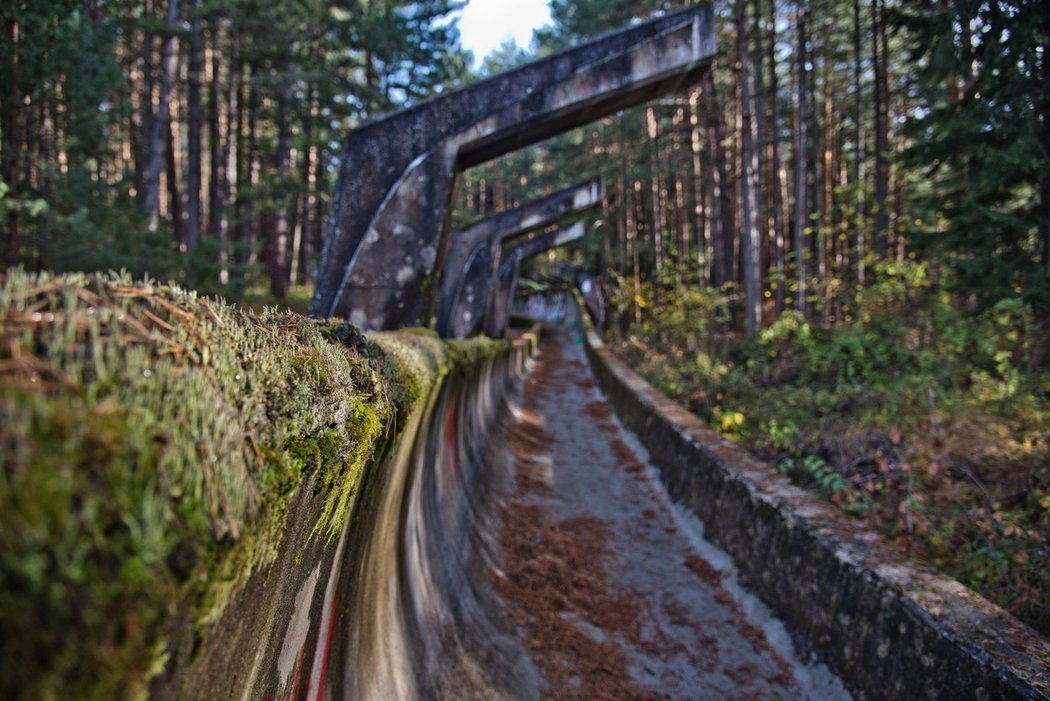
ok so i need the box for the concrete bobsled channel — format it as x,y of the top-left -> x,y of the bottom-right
158,297 -> 1046,700
324,329 -> 543,699
149,329 -> 539,701
556,291 -> 1050,700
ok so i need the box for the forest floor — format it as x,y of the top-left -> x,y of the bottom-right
606,288 -> 1050,637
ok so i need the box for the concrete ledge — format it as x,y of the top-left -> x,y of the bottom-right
580,325 -> 1050,699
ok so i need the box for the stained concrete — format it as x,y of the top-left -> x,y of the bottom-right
310,4 -> 716,329
486,222 -> 586,338
492,325 -> 849,698
436,181 -> 601,339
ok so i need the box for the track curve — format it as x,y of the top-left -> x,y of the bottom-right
317,319 -> 849,699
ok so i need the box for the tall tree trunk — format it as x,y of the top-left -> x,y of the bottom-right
237,61 -> 256,269
765,0 -> 787,311
1041,35 -> 1050,273
221,40 -> 238,285
184,0 -> 202,250
737,1 -> 762,336
688,88 -> 709,284
144,0 -> 180,232
166,116 -> 184,244
672,100 -> 690,286
852,0 -> 866,287
292,84 -> 316,286
207,17 -> 225,237
872,0 -> 891,255
3,15 -> 21,266
793,4 -> 810,315
820,36 -> 835,318
702,72 -> 734,291
269,76 -> 293,299
646,106 -> 665,274
138,0 -> 155,195
751,0 -> 768,286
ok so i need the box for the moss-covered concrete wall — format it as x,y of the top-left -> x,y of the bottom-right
0,270 -> 502,700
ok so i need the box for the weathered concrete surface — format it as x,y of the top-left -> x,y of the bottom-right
326,334 -> 542,699
437,180 -> 601,339
310,4 -> 716,329
492,325 -> 849,698
486,222 -> 586,338
148,331 -> 534,701
574,298 -> 1050,700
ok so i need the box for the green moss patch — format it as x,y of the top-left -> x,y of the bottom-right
0,269 -> 500,699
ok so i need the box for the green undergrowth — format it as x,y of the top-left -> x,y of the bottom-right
609,263 -> 1050,636
0,269 -> 498,699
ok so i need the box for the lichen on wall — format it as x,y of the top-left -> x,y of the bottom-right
0,269 -> 498,700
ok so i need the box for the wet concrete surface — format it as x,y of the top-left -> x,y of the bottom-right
490,326 -> 850,700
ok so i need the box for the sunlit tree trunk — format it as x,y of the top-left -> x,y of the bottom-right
764,0 -> 787,311
737,1 -> 762,336
751,0 -> 769,296
646,106 -> 665,274
687,88 -> 709,284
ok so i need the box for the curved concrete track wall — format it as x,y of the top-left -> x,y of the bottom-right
151,330 -> 539,700
326,339 -> 540,699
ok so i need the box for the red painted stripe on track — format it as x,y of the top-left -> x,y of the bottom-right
314,590 -> 340,701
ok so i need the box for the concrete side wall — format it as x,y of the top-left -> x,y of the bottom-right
328,335 -> 541,699
151,330 -> 539,700
580,324 -> 1050,700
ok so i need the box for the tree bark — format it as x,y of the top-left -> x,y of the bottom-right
236,61 -> 256,269
269,76 -> 293,299
872,0 -> 891,254
687,88 -> 709,284
702,72 -> 734,291
144,0 -> 180,232
166,115 -> 184,244
2,14 -> 21,266
852,0 -> 866,287
793,4 -> 809,315
737,1 -> 762,336
292,84 -> 316,287
646,106 -> 666,274
185,0 -> 203,250
751,0 -> 769,285
764,0 -> 787,311
138,0 -> 155,195
820,34 -> 835,318
1042,34 -> 1050,273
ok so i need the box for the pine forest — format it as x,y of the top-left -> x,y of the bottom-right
2,0 -> 1049,646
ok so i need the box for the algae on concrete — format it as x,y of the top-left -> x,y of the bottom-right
0,269 -> 499,700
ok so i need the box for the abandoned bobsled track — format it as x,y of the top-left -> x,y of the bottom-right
157,303 -> 1048,701
13,2 -> 1046,696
